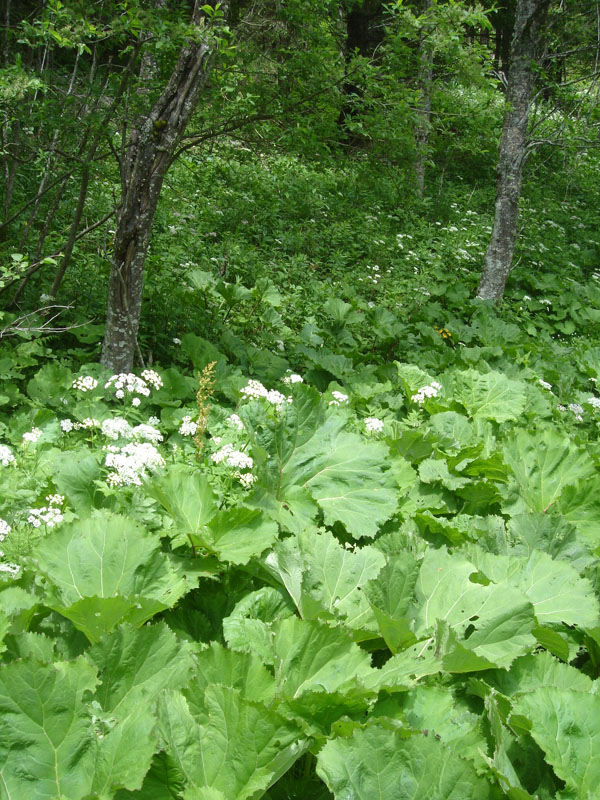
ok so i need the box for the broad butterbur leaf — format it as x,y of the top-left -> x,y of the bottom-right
273,617 -> 373,699
157,687 -> 306,799
87,622 -> 195,717
454,369 -> 526,422
287,425 -> 398,538
145,466 -> 217,536
33,512 -> 187,641
512,688 -> 600,799
503,429 -> 595,513
317,724 -> 496,799
0,658 -> 97,799
413,548 -> 536,669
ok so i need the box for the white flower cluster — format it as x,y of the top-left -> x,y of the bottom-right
28,494 -> 64,528
104,370 -> 163,401
240,380 -> 291,408
364,417 -> 384,433
569,403 -> 584,422
22,427 -> 42,443
329,391 -> 349,407
80,418 -> 100,429
211,444 -> 253,470
105,442 -> 165,486
586,397 -> 600,410
61,417 -> 102,433
236,471 -> 258,488
141,369 -> 163,390
411,382 -> 442,406
72,376 -> 98,392
178,416 -> 198,436
0,445 -> 15,466
538,379 -> 552,391
0,518 -> 15,576
367,264 -> 380,284
102,417 -> 133,440
282,373 -> 303,385
225,413 -> 244,430
132,424 -> 163,444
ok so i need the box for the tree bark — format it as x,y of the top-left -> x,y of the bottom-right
476,0 -> 550,301
414,0 -> 433,197
101,2 -> 226,373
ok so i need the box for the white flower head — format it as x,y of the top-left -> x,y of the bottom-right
22,427 -> 42,443
178,416 -> 198,436
240,379 -> 268,400
0,445 -> 15,466
411,381 -> 442,406
104,441 -> 165,486
28,505 -> 63,528
101,417 -> 133,441
72,376 -> 98,392
132,424 -> 163,444
211,444 -> 253,470
60,419 -> 74,433
236,471 -> 257,488
226,413 -> 244,431
282,374 -> 303,385
538,379 -> 552,391
365,417 -> 384,433
329,391 -> 349,407
0,519 -> 11,540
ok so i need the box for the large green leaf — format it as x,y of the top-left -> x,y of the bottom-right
157,687 -> 306,799
282,415 -> 398,538
454,369 -> 527,422
50,449 -> 103,513
481,651 -> 594,698
317,724 -> 496,799
503,429 -> 595,513
266,529 -> 385,632
272,617 -> 373,699
33,512 -> 187,641
462,546 -> 600,629
202,507 -> 278,564
508,512 -> 593,573
91,705 -> 158,795
223,586 -> 295,665
413,548 -> 536,669
0,658 -> 97,799
145,466 -> 218,536
512,688 -> 600,799
87,623 -> 195,716
364,555 -> 420,653
191,642 -> 276,704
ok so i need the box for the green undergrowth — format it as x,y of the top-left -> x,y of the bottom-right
2,149 -> 600,798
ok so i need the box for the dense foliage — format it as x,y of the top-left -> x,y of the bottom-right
2,1 -> 600,797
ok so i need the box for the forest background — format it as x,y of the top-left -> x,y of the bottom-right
2,1 -> 600,798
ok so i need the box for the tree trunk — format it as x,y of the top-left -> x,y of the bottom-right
337,0 -> 385,143
101,2 -> 225,373
414,0 -> 433,197
476,0 -> 550,301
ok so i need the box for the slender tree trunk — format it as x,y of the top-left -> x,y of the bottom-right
476,0 -> 550,301
101,2 -> 226,373
414,0 -> 433,197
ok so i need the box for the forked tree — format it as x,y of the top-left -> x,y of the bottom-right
477,0 -> 552,300
101,1 -> 228,372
